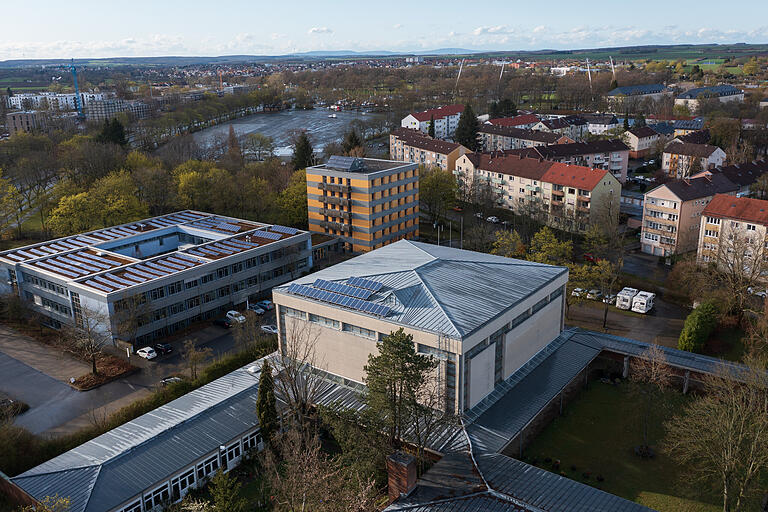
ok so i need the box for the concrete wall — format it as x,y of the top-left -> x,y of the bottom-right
468,345 -> 495,408
503,300 -> 561,376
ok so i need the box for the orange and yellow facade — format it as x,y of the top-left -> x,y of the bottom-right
306,159 -> 420,253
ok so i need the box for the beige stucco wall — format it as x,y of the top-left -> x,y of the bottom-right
503,300 -> 562,376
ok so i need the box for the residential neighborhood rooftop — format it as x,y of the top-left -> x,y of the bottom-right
652,173 -> 739,201
702,194 -> 768,225
664,141 -> 721,157
677,84 -> 743,99
410,104 -> 464,122
606,84 -> 669,96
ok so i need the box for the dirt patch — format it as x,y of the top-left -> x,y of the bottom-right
71,355 -> 138,391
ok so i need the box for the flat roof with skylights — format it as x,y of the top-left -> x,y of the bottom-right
0,212 -> 312,342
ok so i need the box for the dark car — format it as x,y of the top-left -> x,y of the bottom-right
213,318 -> 232,328
154,343 -> 173,355
160,376 -> 183,387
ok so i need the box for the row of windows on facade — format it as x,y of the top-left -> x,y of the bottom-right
116,429 -> 262,512
647,198 -> 679,209
134,304 -> 232,345
113,256 -> 307,311
646,210 -> 679,221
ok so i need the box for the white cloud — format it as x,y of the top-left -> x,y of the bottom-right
393,23 -> 402,29
308,27 -> 332,34
473,25 -> 512,36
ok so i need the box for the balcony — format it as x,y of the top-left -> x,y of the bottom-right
318,182 -> 351,194
525,185 -> 541,193
492,178 -> 504,184
552,189 -> 565,197
577,206 -> 590,214
319,208 -> 352,220
322,195 -> 351,207
318,220 -> 352,233
551,199 -> 563,207
578,195 -> 590,202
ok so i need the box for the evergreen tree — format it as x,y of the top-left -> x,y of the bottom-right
454,104 -> 479,151
623,115 -> 630,131
97,118 -> 127,146
499,98 -> 516,117
291,131 -> 314,170
427,115 -> 435,138
256,359 -> 278,444
635,113 -> 646,128
6,87 -> 12,97
610,79 -> 619,90
364,328 -> 438,445
209,470 -> 246,512
342,128 -> 363,153
488,101 -> 502,120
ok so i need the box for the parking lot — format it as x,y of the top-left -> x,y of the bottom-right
0,306 -> 277,436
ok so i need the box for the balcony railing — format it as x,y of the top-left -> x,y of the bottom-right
318,220 -> 352,233
319,208 -> 352,220
525,185 -> 541,192
321,195 -> 351,207
317,182 -> 351,194
552,189 -> 565,197
578,195 -> 590,202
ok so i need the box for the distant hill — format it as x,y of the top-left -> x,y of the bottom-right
1,43 -> 767,68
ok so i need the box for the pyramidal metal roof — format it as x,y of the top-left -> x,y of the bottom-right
278,240 -> 567,339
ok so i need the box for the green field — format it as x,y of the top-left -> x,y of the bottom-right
521,382 -> 720,512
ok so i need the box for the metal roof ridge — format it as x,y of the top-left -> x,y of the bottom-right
12,463 -> 100,481
411,268 -> 462,338
78,465 -> 101,512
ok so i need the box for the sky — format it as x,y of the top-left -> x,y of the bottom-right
1,0 -> 767,60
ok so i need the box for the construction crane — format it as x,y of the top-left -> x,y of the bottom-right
69,59 -> 85,119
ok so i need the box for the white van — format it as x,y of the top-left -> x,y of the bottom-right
631,291 -> 655,314
615,287 -> 639,310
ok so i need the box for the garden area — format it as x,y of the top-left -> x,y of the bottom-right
520,381 -> 721,512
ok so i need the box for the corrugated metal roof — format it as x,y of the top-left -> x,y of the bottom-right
12,359 -> 268,512
478,454 -> 652,512
277,240 -> 567,339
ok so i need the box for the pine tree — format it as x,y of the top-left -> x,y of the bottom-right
454,104 -> 479,151
6,87 -> 12,97
427,115 -> 435,137
342,129 -> 363,153
623,115 -> 630,131
610,79 -> 619,90
209,470 -> 246,512
291,131 -> 314,170
256,359 -> 278,444
635,114 -> 646,128
97,118 -> 127,146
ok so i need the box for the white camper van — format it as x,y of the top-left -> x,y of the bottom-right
615,287 -> 639,310
631,291 -> 655,314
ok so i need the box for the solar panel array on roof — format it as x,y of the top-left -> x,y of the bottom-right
251,230 -> 282,241
347,276 -> 384,292
270,225 -> 299,235
313,279 -> 372,299
287,283 -> 390,316
326,155 -> 365,172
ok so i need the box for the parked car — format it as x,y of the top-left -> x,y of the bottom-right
136,347 -> 157,360
247,303 -> 265,315
256,300 -> 274,311
602,294 -> 617,305
160,376 -> 183,386
226,310 -> 247,324
571,288 -> 585,297
587,289 -> 603,300
261,324 -> 279,335
474,212 -> 484,219
748,287 -> 768,298
486,216 -> 500,224
583,253 -> 603,263
213,318 -> 232,328
154,343 -> 172,355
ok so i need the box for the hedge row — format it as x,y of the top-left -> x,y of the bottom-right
678,301 -> 719,353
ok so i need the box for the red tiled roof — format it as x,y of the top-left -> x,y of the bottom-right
541,162 -> 610,190
476,154 -> 554,180
410,104 -> 464,122
391,127 -> 462,154
702,194 -> 768,226
488,114 -> 540,127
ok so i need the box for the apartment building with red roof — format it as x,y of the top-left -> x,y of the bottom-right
400,104 -> 464,139
487,113 -> 540,129
389,127 -> 468,171
697,194 -> 768,273
453,153 -> 621,232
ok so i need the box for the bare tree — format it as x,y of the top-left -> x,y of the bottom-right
664,355 -> 768,512
262,428 -> 378,512
62,306 -> 112,375
274,319 -> 325,431
629,344 -> 672,457
112,294 -> 151,349
183,338 -> 212,380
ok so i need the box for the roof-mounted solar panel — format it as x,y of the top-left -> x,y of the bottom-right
347,276 -> 384,292
326,155 -> 365,172
252,230 -> 281,241
287,283 -> 390,317
270,225 -> 299,235
86,280 -> 114,293
314,279 -> 371,299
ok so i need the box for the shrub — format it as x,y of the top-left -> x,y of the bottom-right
678,300 -> 719,352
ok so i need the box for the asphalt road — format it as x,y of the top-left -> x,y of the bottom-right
1,319 -> 260,435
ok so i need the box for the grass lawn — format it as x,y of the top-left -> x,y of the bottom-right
521,382 -> 721,512
704,326 -> 746,362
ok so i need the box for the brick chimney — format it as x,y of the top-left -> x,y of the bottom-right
387,452 -> 417,503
